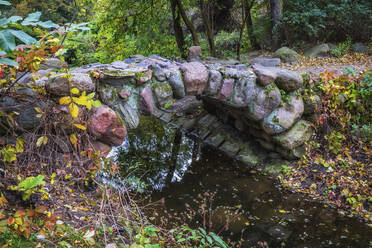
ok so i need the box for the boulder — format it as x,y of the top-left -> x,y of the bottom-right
149,64 -> 166,81
110,61 -> 129,70
305,44 -> 330,57
303,94 -> 321,115
17,101 -> 45,130
39,58 -> 67,70
117,102 -> 140,129
136,70 -> 152,85
253,65 -> 277,86
261,94 -> 304,135
45,73 -> 95,96
232,76 -> 258,107
166,69 -> 185,98
248,84 -> 281,121
217,78 -> 235,101
275,69 -> 303,92
88,105 -> 127,146
351,43 -> 368,54
88,141 -> 112,156
17,69 -> 52,86
188,46 -> 202,61
251,57 -> 281,67
204,70 -> 222,96
139,87 -> 155,115
180,62 -> 209,95
273,120 -> 313,150
153,83 -> 173,107
165,95 -> 202,114
273,47 -> 301,63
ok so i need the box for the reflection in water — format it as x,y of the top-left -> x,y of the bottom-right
116,116 -> 372,247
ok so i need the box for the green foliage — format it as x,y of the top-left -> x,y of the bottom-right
173,226 -> 229,248
0,137 -> 24,164
64,30 -> 97,66
327,130 -> 345,154
92,0 -> 179,63
331,37 -> 352,58
281,0 -> 372,43
10,175 -> 47,201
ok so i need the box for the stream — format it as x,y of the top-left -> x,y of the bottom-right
112,116 -> 372,247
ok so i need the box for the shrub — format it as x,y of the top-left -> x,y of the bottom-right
281,0 -> 372,43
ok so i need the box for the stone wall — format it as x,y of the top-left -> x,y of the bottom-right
5,54 -> 314,159
68,54 -> 312,159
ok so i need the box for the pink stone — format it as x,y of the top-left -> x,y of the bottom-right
217,78 -> 235,100
180,62 -> 209,95
139,87 -> 155,114
118,89 -> 131,100
88,106 -> 127,146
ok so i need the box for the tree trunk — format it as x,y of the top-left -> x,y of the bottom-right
170,0 -> 187,58
270,0 -> 282,50
175,0 -> 200,46
245,0 -> 260,50
199,0 -> 216,57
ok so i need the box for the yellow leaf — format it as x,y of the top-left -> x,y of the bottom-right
70,133 -> 77,145
73,96 -> 89,107
36,136 -> 48,147
279,209 -> 286,213
73,123 -> 87,130
70,88 -> 80,95
69,103 -> 79,118
59,96 -> 72,105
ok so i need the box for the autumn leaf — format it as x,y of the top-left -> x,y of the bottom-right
70,88 -> 80,95
73,123 -> 87,130
59,96 -> 72,105
36,136 -> 48,147
69,103 -> 79,118
70,133 -> 77,145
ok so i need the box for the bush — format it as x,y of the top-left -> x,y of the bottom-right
281,0 -> 372,43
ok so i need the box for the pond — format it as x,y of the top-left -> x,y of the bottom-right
113,116 -> 372,247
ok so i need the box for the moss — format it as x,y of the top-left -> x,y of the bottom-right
102,69 -> 136,78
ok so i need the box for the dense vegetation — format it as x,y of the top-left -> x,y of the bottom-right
0,0 -> 371,247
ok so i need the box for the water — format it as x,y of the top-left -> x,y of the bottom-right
114,116 -> 372,247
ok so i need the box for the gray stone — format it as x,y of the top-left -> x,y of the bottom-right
188,46 -> 202,61
17,101 -> 45,130
98,69 -> 138,86
276,145 -> 306,160
235,64 -> 249,71
232,76 -> 258,107
39,58 -> 67,70
220,141 -> 240,156
236,146 -> 261,166
46,73 -> 95,96
149,64 -> 166,81
257,139 -> 275,151
273,120 -> 313,150
206,133 -> 225,147
117,102 -> 140,129
273,47 -> 301,63
166,69 -> 185,98
251,57 -> 281,67
275,69 -> 303,92
204,70 -> 222,96
303,94 -> 321,115
180,62 -> 209,95
305,44 -> 330,57
248,84 -> 281,121
252,64 -> 277,86
18,69 -> 52,86
110,61 -> 129,70
165,95 -> 202,114
261,94 -> 304,135
153,83 -> 173,107
351,43 -> 368,54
